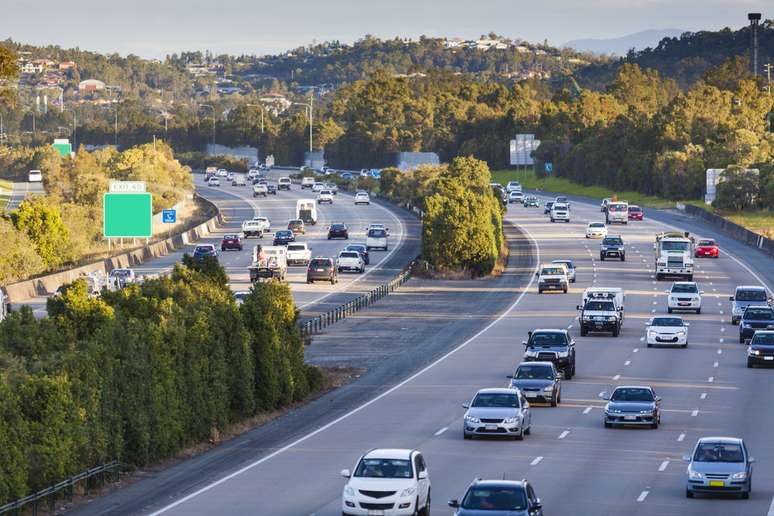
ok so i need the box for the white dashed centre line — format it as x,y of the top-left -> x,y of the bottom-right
637,491 -> 649,502
558,430 -> 570,440
633,348 -> 639,353
659,460 -> 669,472
717,349 -> 723,354
691,409 -> 699,417
530,456 -> 543,466
624,360 -> 631,366
583,406 -> 592,415
700,393 -> 707,400
434,426 -> 448,436
678,433 -> 686,442
613,374 -> 621,380
708,376 -> 714,383
713,361 -> 719,368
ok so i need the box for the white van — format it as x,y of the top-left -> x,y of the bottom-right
296,199 -> 318,225
28,169 -> 43,182
366,228 -> 388,251
301,177 -> 315,189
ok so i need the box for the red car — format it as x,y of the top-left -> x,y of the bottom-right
628,205 -> 644,220
220,234 -> 243,251
694,239 -> 719,258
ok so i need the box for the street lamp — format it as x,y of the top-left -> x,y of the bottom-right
293,96 -> 314,153
200,103 -> 217,145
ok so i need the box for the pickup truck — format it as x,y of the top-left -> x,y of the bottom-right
286,243 -> 312,266
253,184 -> 268,197
249,245 -> 287,282
337,250 -> 365,273
577,291 -> 623,337
241,220 -> 265,238
301,177 -> 315,189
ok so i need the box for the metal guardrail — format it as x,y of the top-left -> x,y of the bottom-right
0,461 -> 120,515
299,259 -> 416,338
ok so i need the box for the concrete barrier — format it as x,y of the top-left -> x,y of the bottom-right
3,195 -> 222,304
683,204 -> 773,258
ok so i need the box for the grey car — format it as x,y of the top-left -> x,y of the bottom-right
685,437 -> 754,499
449,479 -> 543,516
462,388 -> 532,440
601,385 -> 661,429
552,259 -> 576,283
507,361 -> 562,407
730,285 -> 772,325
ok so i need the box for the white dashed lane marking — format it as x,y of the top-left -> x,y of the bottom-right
434,427 -> 448,436
659,460 -> 669,472
637,491 -> 649,502
558,430 -> 570,440
530,456 -> 543,466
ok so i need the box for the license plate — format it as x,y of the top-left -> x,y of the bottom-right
367,511 -> 385,516
485,424 -> 497,430
624,415 -> 637,421
595,317 -> 605,321
709,480 -> 724,487
525,392 -> 538,397
765,357 -> 774,361
316,268 -> 324,272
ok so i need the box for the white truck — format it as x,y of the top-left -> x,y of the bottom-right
582,287 -> 625,323
301,176 -> 315,189
654,232 -> 695,281
241,219 -> 265,238
0,289 -> 9,322
605,201 -> 629,224
286,242 -> 312,266
252,183 -> 268,197
249,245 -> 287,282
296,199 -> 318,225
549,203 -> 570,223
577,288 -> 624,337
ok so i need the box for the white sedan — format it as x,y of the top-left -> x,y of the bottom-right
585,222 -> 608,238
667,281 -> 703,314
337,251 -> 365,273
354,191 -> 370,205
207,177 -> 220,187
647,316 -> 689,347
317,190 -> 334,204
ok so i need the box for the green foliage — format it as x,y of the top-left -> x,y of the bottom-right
181,254 -> 229,288
9,196 -> 72,268
713,166 -> 761,211
0,219 -> 45,283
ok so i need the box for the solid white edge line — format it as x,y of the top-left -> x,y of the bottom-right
767,494 -> 774,516
677,433 -> 686,442
147,215 -> 542,516
583,406 -> 592,414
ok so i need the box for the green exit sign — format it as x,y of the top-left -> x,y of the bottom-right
103,193 -> 152,238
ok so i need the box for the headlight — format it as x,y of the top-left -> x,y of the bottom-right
731,471 -> 747,480
400,486 -> 417,497
750,348 -> 760,356
583,316 -> 593,321
503,416 -> 521,424
606,316 -> 617,321
556,350 -> 569,358
543,386 -> 554,392
669,297 -> 676,302
344,485 -> 355,496
524,350 -> 537,358
688,468 -> 703,480
465,415 -> 480,424
677,330 -> 686,335
648,332 -> 656,338
639,409 -> 653,414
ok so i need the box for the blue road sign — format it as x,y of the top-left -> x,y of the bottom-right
545,162 -> 553,173
162,209 -> 176,224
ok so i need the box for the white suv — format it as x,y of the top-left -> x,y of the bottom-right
667,281 -> 703,314
550,203 -> 570,223
341,448 -> 431,516
354,191 -> 371,205
317,189 -> 334,204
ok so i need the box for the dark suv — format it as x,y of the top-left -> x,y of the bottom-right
600,236 -> 625,261
306,257 -> 337,284
449,479 -> 542,516
739,306 -> 774,343
272,230 -> 295,246
521,329 -> 576,379
327,223 -> 349,240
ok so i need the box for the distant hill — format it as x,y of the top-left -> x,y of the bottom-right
564,29 -> 686,56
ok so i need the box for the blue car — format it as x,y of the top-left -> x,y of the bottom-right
272,230 -> 295,246
685,437 -> 754,499
449,479 -> 543,516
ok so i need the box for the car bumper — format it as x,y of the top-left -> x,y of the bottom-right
657,268 -> 693,275
687,479 -> 749,494
605,413 -> 656,425
221,244 -> 242,250
287,258 -> 310,266
668,300 -> 701,310
338,264 -> 362,271
464,421 -> 522,436
342,498 -> 417,515
695,250 -> 717,257
748,353 -> 774,364
601,249 -> 624,257
521,391 -> 556,403
647,334 -> 687,346
307,274 -> 334,281
582,320 -> 618,331
586,232 -> 605,238
538,282 -> 567,291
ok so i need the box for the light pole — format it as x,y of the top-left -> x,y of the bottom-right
200,103 -> 216,145
293,96 -> 313,153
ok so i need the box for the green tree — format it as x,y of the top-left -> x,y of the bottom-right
10,197 -> 72,268
0,219 -> 45,283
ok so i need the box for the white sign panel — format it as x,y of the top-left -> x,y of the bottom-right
704,169 -> 723,204
109,181 -> 146,193
510,134 -> 541,166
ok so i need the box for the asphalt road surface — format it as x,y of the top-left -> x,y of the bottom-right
127,193 -> 774,516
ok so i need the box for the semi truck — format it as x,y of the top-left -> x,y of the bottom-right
654,231 -> 695,280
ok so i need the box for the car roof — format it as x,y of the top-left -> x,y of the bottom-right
736,285 -> 766,291
517,361 -> 555,368
471,479 -> 527,489
552,259 -> 573,264
613,385 -> 653,391
696,437 -> 743,445
363,448 -> 415,460
530,328 -> 568,334
476,387 -> 519,395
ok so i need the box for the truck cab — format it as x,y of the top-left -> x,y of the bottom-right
296,199 -> 318,225
655,232 -> 695,280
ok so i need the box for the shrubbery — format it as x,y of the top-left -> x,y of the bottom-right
0,261 -> 321,503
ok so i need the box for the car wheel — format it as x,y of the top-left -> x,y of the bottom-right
604,421 -> 612,428
686,489 -> 694,498
647,342 -> 652,348
740,334 -> 745,344
563,285 -> 568,294
514,429 -> 524,441
696,308 -> 701,314
538,288 -> 543,294
600,255 -> 605,261
740,490 -> 750,500
551,396 -> 557,407
621,255 -> 625,262
668,307 -> 673,314
419,492 -> 430,516
580,325 -> 587,337
747,359 -> 754,368
612,326 -> 620,337
524,425 -> 531,435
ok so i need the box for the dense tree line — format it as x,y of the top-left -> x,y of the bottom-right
0,263 -> 321,504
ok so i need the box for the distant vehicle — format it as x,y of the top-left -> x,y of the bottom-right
307,257 -> 337,284
344,244 -> 370,265
312,182 -> 325,192
522,195 -> 540,207
730,285 -> 772,325
747,330 -> 774,367
108,268 -> 136,289
287,219 -> 306,235
272,230 -> 295,246
226,172 -> 235,182
205,166 -> 218,178
0,290 -> 8,323
251,216 -> 271,233
739,306 -> 774,343
491,184 -> 508,206
317,189 -> 334,204
600,236 -> 625,261
328,223 -> 349,240
216,168 -> 228,177
369,168 -> 381,179
605,201 -> 629,224
601,386 -> 661,429
296,199 -> 318,225
278,177 -> 292,190
286,242 -> 312,266
549,203 -> 570,223
508,361 -> 562,407
367,223 -> 388,233
695,239 -> 719,258
628,205 -> 644,220
543,201 -> 554,215
506,181 -> 522,193
354,191 -> 371,205
340,449 -> 430,516
266,184 -> 277,195
647,316 -> 689,348
554,196 -> 569,206
366,228 -> 388,251
462,388 -> 532,440
536,262 -> 568,294
241,220 -> 264,239
28,169 -> 43,182
324,182 -> 338,194
301,176 -> 315,189
231,174 -> 246,186
359,168 -> 369,177
448,479 -> 543,516
601,198 -> 612,212
521,328 -> 575,379
192,244 -> 218,261
246,169 -> 260,180
508,191 -> 524,204
581,287 -> 625,314
220,234 -> 243,251
337,250 -> 365,273
684,437 -> 754,499
340,172 -> 354,181
552,259 -> 576,283
667,281 -> 703,314
207,177 -> 220,187
233,291 -> 250,305
252,183 -> 268,197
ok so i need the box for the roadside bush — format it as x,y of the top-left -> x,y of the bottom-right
9,196 -> 72,268
0,219 -> 45,283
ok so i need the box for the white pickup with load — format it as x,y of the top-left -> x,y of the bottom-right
654,231 -> 695,280
241,219 -> 265,238
253,183 -> 268,197
232,174 -> 246,186
605,201 -> 629,224
296,199 -> 318,225
249,245 -> 287,282
301,176 -> 315,189
286,242 -> 312,266
582,287 -> 625,322
577,288 -> 624,337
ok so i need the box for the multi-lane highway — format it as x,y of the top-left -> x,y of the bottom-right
119,193 -> 773,516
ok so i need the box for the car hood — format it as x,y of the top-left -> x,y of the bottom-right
650,325 -> 684,334
347,477 -> 415,492
466,407 -> 519,419
510,378 -> 554,390
601,244 -> 623,248
583,310 -> 616,316
606,401 -> 655,412
690,461 -> 746,475
457,509 -> 528,516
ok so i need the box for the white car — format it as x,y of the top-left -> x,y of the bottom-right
508,191 -> 524,204
241,220 -> 265,238
647,315 -> 689,348
247,169 -> 260,180
301,177 -> 315,189
366,227 -> 388,251
28,169 -> 43,182
278,177 -> 292,190
506,181 -> 522,193
341,449 -> 431,516
354,191 -> 371,205
216,168 -> 228,177
324,182 -> 339,194
550,203 -> 570,223
667,281 -> 703,314
207,177 -> 220,187
586,222 -> 608,238
231,174 -> 246,186
252,216 -> 271,233
252,184 -> 268,197
286,242 -> 312,266
312,182 -> 325,192
337,250 -> 365,273
317,190 -> 334,204
226,172 -> 235,182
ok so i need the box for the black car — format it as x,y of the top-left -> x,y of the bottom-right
192,244 -> 218,261
543,201 -> 554,215
747,331 -> 774,367
508,361 -> 562,406
272,230 -> 295,246
327,223 -> 349,240
740,306 -> 774,343
521,329 -> 576,379
344,243 -> 370,265
306,257 -> 337,284
266,184 -> 277,195
600,236 -> 625,261
449,479 -> 543,516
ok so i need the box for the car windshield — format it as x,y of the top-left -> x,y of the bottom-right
195,246 -> 212,253
589,223 -> 605,228
661,241 -> 690,252
515,365 -> 555,380
744,308 -> 774,320
309,259 -> 331,267
369,229 -> 387,238
472,393 -> 520,408
629,206 -> 641,212
354,458 -> 412,479
530,332 -> 566,346
698,240 -> 715,246
553,260 -> 573,269
737,289 -> 767,302
652,317 -> 683,327
672,284 -> 698,293
752,333 -> 774,345
340,252 -> 359,258
541,267 -> 564,275
693,443 -> 744,463
287,244 -> 305,251
462,487 -> 528,510
585,301 -> 615,311
603,238 -> 622,245
610,388 -> 654,402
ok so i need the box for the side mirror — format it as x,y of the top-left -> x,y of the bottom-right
522,340 -> 528,346
524,401 -> 530,408
700,291 -> 705,295
749,457 -> 756,464
729,296 -> 735,301
576,305 -> 582,310
418,470 -> 428,480
599,392 -> 609,400
448,500 -> 460,508
682,455 -> 691,462
556,371 -> 565,380
462,402 -> 469,409
341,469 -> 351,478
506,375 -> 514,379
533,499 -> 542,510
655,396 -> 662,402
535,272 -> 539,277
685,322 -> 691,326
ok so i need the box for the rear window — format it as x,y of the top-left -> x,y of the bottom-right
331,224 -> 346,230
698,240 -> 715,246
310,259 -> 331,267
629,206 -> 641,212
340,252 -> 360,259
368,229 -> 386,238
195,246 -> 213,253
287,244 -> 305,251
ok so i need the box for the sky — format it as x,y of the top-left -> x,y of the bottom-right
1,0 -> 770,58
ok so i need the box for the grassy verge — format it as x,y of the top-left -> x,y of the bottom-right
718,211 -> 774,239
0,179 -> 12,210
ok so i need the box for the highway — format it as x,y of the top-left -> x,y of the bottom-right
129,193 -> 774,516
